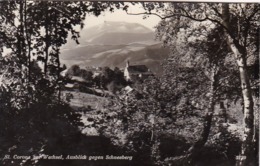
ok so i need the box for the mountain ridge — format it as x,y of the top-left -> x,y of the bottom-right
60,21 -> 169,75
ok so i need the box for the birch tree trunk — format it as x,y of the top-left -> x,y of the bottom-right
222,4 -> 256,166
230,39 -> 256,166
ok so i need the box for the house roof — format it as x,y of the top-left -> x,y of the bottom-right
60,69 -> 68,77
127,65 -> 151,74
71,76 -> 87,83
65,83 -> 74,88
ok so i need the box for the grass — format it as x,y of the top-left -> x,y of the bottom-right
62,90 -> 109,110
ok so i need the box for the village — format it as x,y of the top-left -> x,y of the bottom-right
62,61 -> 153,97
61,61 -> 155,134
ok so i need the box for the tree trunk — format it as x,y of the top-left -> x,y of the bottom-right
44,4 -> 49,76
17,0 -> 24,65
219,101 -> 227,123
221,4 -> 256,166
24,0 -> 31,82
53,3 -> 62,102
187,66 -> 218,164
230,40 -> 256,166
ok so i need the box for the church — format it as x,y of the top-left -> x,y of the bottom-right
123,61 -> 153,82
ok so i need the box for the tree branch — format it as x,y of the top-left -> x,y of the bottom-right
126,11 -> 165,19
125,5 -> 246,50
211,6 -> 222,18
243,6 -> 260,47
178,6 -> 208,22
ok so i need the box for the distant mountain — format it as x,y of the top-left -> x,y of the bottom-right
81,21 -> 154,45
60,21 -> 170,75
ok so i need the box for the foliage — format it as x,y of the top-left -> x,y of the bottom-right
0,1 -> 106,165
66,65 -> 81,76
0,1 -> 134,164
0,1 -> 258,166
90,63 -> 213,163
93,66 -> 127,92
89,6 -> 252,165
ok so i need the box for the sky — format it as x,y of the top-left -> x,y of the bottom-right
82,4 -> 162,31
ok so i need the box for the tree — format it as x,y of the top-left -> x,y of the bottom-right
126,3 -> 259,165
171,26 -> 241,165
0,2 -> 132,164
66,64 -> 81,77
114,67 -> 127,86
0,1 -> 94,165
80,69 -> 93,81
91,36 -> 232,164
91,63 -> 215,164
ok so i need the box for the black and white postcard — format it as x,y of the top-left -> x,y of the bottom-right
0,1 -> 259,166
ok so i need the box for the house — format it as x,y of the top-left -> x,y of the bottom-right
124,61 -> 153,82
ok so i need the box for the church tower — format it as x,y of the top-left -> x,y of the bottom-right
124,60 -> 130,81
